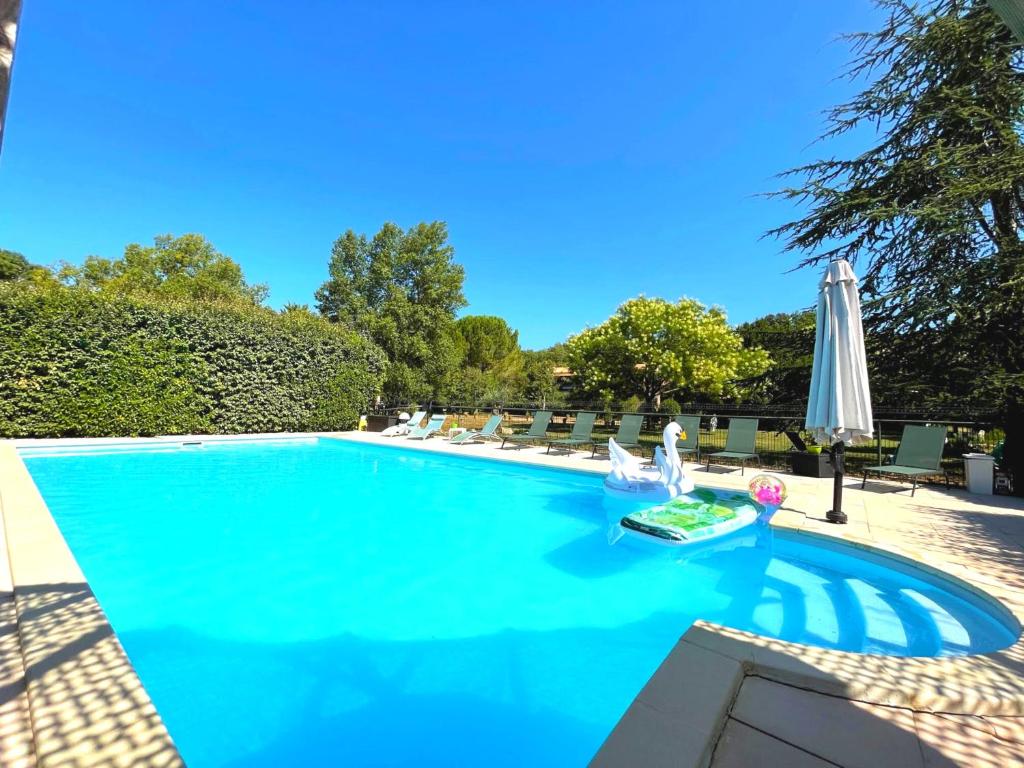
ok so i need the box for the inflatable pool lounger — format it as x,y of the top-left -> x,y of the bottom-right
621,489 -> 760,545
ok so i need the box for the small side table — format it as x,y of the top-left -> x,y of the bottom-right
448,427 -> 467,440
790,452 -> 834,478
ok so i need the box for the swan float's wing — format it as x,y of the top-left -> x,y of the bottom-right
608,437 -> 642,481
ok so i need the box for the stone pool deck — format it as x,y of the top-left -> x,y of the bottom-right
0,430 -> 1022,766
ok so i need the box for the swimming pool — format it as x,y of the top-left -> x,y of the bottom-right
22,437 -> 1018,767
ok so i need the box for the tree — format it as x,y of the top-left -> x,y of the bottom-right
281,302 -> 316,317
566,297 -> 770,408
58,234 -> 268,306
0,248 -> 29,280
447,315 -> 526,404
455,315 -> 520,371
768,0 -> 1024,489
737,311 -> 816,405
521,345 -> 569,405
315,222 -> 467,400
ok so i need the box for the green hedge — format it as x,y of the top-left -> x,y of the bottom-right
0,284 -> 386,437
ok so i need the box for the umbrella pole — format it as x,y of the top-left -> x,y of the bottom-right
827,442 -> 848,524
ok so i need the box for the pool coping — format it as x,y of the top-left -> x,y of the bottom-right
2,431 -> 1024,768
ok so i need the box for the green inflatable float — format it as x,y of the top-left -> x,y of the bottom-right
620,487 -> 761,545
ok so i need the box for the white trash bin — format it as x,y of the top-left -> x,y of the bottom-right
963,453 -> 995,495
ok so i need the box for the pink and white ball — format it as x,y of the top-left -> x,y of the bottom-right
748,474 -> 787,513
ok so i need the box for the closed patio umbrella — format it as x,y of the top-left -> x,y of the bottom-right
805,259 -> 874,524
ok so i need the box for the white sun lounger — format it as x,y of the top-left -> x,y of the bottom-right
382,410 -> 426,437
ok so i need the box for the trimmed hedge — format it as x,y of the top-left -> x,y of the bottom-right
0,284 -> 386,437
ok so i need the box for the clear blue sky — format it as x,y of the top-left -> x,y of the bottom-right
1,1 -> 880,349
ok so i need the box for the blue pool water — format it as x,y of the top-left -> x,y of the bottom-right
23,438 -> 1018,767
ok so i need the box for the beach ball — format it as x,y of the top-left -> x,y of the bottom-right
748,474 -> 787,508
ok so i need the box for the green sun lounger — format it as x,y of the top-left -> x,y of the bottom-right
407,414 -> 446,440
545,412 -> 597,454
593,413 -> 644,457
674,414 -> 702,462
451,413 -> 503,445
861,424 -> 949,496
705,417 -> 760,475
501,410 -> 553,449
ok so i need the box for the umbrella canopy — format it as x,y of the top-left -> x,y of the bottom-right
805,259 -> 874,445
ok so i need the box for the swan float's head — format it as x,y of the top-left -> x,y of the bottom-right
663,421 -> 682,444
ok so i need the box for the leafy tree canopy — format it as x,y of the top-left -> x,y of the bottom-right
522,344 -> 570,405
737,310 -> 816,405
566,297 -> 770,407
769,0 -> 1024,485
315,221 -> 466,400
58,234 -> 268,307
456,315 -> 520,371
0,249 -> 30,281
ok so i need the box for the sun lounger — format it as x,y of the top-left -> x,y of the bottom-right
406,414 -> 447,440
593,414 -> 644,457
382,410 -> 426,437
861,424 -> 949,496
705,417 -> 760,475
673,415 -> 702,462
451,413 -> 503,445
501,410 -> 553,449
545,412 -> 597,454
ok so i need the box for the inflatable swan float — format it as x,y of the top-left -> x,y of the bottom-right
604,422 -> 695,501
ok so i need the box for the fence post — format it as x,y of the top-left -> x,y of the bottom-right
876,420 -> 882,466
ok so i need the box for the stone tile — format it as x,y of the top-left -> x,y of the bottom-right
711,719 -> 835,768
983,715 -> 1024,744
592,643 -> 743,768
749,641 -> 909,706
915,711 -> 1024,767
636,640 -> 744,725
769,509 -> 806,530
590,700 -> 718,768
680,624 -> 756,665
730,677 -> 923,768
932,712 -> 999,737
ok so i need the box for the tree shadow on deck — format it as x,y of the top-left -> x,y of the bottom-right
3,581 -> 184,767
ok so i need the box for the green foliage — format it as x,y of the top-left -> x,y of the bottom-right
58,233 -> 269,307
0,283 -> 385,437
315,222 -> 466,400
621,395 -> 644,413
566,296 -> 771,407
521,346 -> 569,405
456,315 -> 520,370
737,311 -> 816,405
769,0 -> 1024,488
447,314 -> 537,404
659,398 -> 682,414
0,249 -> 30,281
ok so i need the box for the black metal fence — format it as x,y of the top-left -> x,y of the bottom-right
373,401 -> 1002,488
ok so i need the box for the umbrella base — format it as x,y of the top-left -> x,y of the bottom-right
826,509 -> 848,524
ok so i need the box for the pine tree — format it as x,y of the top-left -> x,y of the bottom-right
770,0 -> 1024,491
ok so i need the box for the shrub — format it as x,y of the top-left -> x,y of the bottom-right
0,284 -> 386,437
620,395 -> 643,413
659,398 -> 682,415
